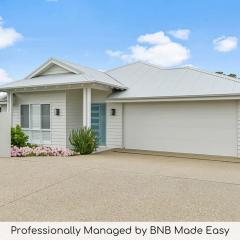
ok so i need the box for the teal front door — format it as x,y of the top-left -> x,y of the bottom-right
91,103 -> 106,145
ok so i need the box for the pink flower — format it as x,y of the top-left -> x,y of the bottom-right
11,146 -> 74,157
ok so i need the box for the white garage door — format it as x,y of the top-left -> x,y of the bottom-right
124,101 -> 237,157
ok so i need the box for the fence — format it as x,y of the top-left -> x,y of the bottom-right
0,112 -> 10,157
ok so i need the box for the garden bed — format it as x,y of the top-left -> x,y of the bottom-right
11,146 -> 74,157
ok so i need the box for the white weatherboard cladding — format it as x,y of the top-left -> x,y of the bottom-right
12,91 -> 66,147
123,101 -> 237,157
106,103 -> 123,148
39,64 -> 71,76
66,89 -> 83,148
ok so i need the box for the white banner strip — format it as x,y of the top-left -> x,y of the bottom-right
0,222 -> 239,240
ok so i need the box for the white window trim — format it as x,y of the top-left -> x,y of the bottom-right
20,104 -> 52,145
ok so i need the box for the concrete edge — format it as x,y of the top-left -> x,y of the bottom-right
111,148 -> 240,163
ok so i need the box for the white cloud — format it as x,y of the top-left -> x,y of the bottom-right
106,31 -> 190,67
168,29 -> 190,40
0,68 -> 12,86
0,16 -> 23,49
106,50 -> 123,58
138,31 -> 171,45
213,36 -> 238,52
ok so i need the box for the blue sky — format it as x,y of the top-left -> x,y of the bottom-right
0,0 -> 240,84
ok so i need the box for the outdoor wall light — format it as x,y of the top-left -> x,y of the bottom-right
111,108 -> 116,116
55,108 -> 60,116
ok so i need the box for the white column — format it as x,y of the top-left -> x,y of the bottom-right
86,88 -> 91,128
83,88 -> 87,127
7,91 -> 13,126
83,88 -> 91,128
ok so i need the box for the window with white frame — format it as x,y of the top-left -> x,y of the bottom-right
20,104 -> 51,144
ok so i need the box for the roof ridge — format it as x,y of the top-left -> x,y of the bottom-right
136,61 -> 240,84
107,61 -> 186,72
139,61 -> 184,70
107,62 -> 141,72
110,61 -> 240,84
183,66 -> 240,83
103,71 -> 126,87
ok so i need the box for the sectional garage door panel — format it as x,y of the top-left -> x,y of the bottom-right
123,101 -> 237,157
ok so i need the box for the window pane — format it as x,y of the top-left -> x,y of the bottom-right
23,130 -> 31,143
31,130 -> 41,144
30,104 -> 41,129
91,112 -> 99,118
21,105 -> 29,128
41,104 -> 50,129
42,131 -> 51,144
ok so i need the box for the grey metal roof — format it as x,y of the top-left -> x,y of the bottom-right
0,73 -> 125,90
2,59 -> 240,100
107,62 -> 240,99
0,58 -> 126,90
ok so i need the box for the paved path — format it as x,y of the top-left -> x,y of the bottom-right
0,151 -> 240,221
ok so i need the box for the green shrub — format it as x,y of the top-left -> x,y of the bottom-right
69,127 -> 97,154
11,125 -> 29,147
26,143 -> 38,148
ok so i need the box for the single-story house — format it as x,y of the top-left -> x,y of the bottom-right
1,58 -> 240,157
0,95 -> 7,112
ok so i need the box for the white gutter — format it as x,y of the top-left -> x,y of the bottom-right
107,94 -> 240,103
0,80 -> 126,92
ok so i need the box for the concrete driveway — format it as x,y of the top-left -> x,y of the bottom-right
0,151 -> 240,221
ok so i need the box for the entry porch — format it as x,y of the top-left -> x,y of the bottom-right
6,85 -> 111,148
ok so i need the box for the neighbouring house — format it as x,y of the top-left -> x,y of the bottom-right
0,95 -> 7,113
1,58 -> 240,157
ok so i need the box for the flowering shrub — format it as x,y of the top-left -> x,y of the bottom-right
11,146 -> 74,157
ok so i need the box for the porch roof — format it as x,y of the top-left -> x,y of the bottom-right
0,58 -> 126,91
0,73 -> 125,91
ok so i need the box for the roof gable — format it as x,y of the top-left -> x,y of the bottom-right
0,58 -> 126,90
26,58 -> 81,79
38,64 -> 71,76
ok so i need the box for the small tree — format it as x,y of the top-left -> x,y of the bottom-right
69,127 -> 97,155
11,125 -> 29,147
228,73 -> 237,78
216,71 -> 238,78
